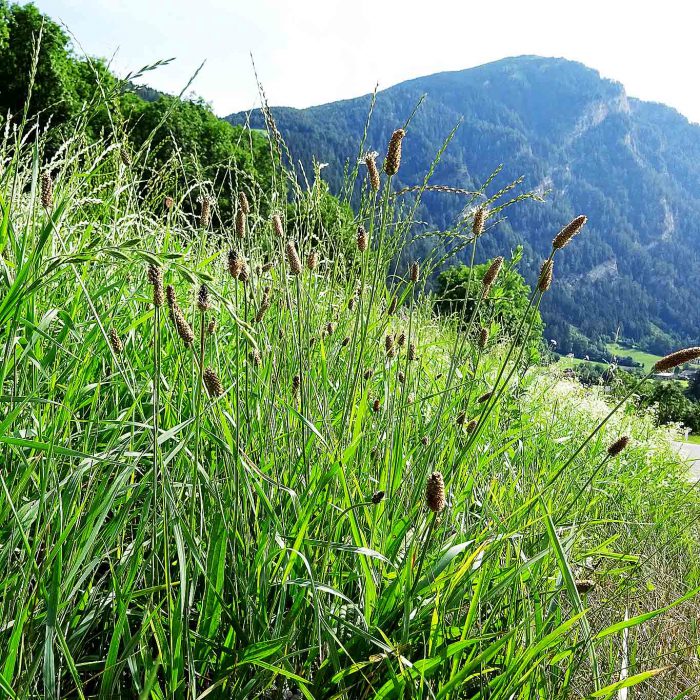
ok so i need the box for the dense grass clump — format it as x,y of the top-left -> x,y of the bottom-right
1,88 -> 700,700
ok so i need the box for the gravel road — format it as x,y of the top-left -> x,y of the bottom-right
674,440 -> 700,481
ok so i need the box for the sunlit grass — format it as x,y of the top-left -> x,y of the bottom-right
0,69 -> 699,699
607,342 -> 663,372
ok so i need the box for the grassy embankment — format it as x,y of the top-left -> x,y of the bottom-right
1,90 -> 700,698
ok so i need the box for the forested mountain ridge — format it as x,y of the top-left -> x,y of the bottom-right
227,56 -> 700,355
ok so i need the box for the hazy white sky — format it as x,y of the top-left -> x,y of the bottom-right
31,0 -> 700,123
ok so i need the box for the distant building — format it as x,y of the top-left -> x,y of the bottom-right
652,372 -> 675,381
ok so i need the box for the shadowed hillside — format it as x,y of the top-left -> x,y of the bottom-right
228,56 -> 700,356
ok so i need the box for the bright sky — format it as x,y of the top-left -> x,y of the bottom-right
31,0 -> 700,123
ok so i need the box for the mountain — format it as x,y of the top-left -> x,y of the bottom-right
226,56 -> 700,356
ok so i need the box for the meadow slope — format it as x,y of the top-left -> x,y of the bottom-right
1,109 -> 700,699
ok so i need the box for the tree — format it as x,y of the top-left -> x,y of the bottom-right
434,247 -> 544,358
0,2 -> 274,222
688,373 -> 700,402
645,381 -> 700,431
0,2 -> 79,125
120,93 -> 273,221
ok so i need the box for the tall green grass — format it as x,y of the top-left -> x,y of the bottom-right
1,70 -> 700,699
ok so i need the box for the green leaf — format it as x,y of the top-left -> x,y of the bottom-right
588,667 -> 666,698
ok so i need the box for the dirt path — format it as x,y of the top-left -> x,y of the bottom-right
674,441 -> 700,481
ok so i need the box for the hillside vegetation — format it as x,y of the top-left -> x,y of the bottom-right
0,1 -> 273,224
2,5 -> 700,699
228,56 -> 700,358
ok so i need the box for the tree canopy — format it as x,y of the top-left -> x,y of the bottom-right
0,1 -> 273,222
434,247 -> 544,359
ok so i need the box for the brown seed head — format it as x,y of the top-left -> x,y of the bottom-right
397,331 -> 406,348
383,128 -> 405,176
197,284 -> 211,312
385,333 -> 395,359
472,207 -> 486,237
227,250 -> 242,279
292,374 -> 301,395
481,256 -> 504,297
238,191 -> 250,215
365,152 -> 381,191
408,342 -> 417,361
410,261 -> 420,283
325,321 -> 336,336
253,306 -> 267,324
147,265 -> 165,307
147,264 -> 160,286
108,328 -> 123,354
207,319 -> 217,335
272,214 -> 284,238
477,391 -> 492,404
479,327 -> 489,350
364,368 -> 374,380
286,241 -> 302,275
398,370 -> 405,383
466,419 -> 478,434
164,196 -> 174,210
250,348 -> 262,367
173,308 -> 195,345
307,250 -> 318,271
203,367 -> 224,397
167,305 -> 178,327
607,435 -> 630,457
552,215 -> 587,250
426,471 -> 446,513
200,196 -> 211,228
654,347 -> 700,373
456,411 -> 466,426
255,287 -> 272,323
165,284 -> 177,309
341,335 -> 350,347
421,435 -> 430,446
120,146 -> 131,166
537,259 -> 554,292
40,171 -> 53,209
238,261 -> 249,283
356,225 -> 368,252
371,490 -> 385,504
373,398 -> 381,413
235,208 -> 246,238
